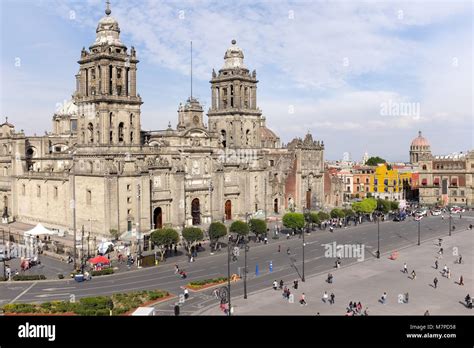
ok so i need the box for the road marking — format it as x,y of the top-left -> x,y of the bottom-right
43,287 -> 76,292
10,282 -> 37,304
35,293 -> 71,298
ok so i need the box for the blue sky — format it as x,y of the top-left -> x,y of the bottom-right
1,0 -> 472,161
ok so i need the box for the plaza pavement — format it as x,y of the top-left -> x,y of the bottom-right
198,227 -> 473,315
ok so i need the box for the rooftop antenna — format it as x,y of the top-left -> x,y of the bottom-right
190,41 -> 193,100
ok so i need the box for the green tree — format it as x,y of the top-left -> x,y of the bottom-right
182,227 -> 204,254
352,198 -> 377,214
377,199 -> 392,214
248,219 -> 267,237
390,200 -> 399,211
282,213 -> 305,234
208,222 -> 227,250
230,220 -> 249,237
342,209 -> 354,217
317,211 -> 330,221
309,212 -> 320,225
365,156 -> 386,166
330,208 -> 345,219
150,228 -> 179,261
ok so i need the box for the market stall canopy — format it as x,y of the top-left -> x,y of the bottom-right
24,223 -> 56,236
88,255 -> 110,264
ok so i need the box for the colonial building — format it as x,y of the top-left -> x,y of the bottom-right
0,3 -> 325,239
409,132 -> 473,207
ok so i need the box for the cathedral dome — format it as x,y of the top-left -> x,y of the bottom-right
223,40 -> 245,69
410,131 -> 430,148
92,1 -> 125,48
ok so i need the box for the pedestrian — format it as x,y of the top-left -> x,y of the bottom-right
327,273 -> 333,284
433,277 -> 438,289
434,259 -> 438,269
439,247 -> 444,255
443,264 -> 448,277
363,307 -> 369,316
299,293 -> 307,306
459,275 -> 464,286
184,288 -> 189,300
357,302 -> 362,312
278,245 -> 281,253
438,238 -> 442,247
175,264 -> 179,274
424,310 -> 430,316
403,263 -> 408,273
405,292 -> 409,303
447,268 -> 451,279
287,247 -> 290,255
279,279 -> 284,289
322,291 -> 328,303
381,292 -> 387,304
411,270 -> 416,280
282,286 -> 288,299
273,280 -> 278,290
330,292 -> 335,305
458,255 -> 463,264
348,301 -> 353,311
293,280 -> 299,290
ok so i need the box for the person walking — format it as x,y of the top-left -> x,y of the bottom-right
403,263 -> 408,273
299,293 -> 307,306
447,268 -> 451,279
381,292 -> 387,304
278,245 -> 281,253
327,273 -> 333,283
411,270 -> 416,280
174,264 -> 179,274
405,292 -> 409,303
443,264 -> 448,277
287,247 -> 291,255
273,280 -> 278,290
433,277 -> 438,289
459,275 -> 464,286
279,279 -> 284,289
457,255 -> 463,264
184,288 -> 189,300
322,291 -> 329,303
434,259 -> 438,270
330,292 -> 335,305
293,280 -> 298,290
424,310 -> 430,316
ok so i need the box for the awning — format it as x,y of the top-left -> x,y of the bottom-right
421,178 -> 427,186
433,178 -> 440,185
451,178 -> 458,186
24,223 -> 56,236
88,255 -> 110,264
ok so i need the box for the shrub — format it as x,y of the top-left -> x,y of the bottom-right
13,274 -> 46,281
57,273 -> 64,279
91,268 -> 114,276
282,213 -> 305,232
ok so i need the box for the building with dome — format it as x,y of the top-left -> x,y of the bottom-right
409,131 -> 431,164
408,131 -> 473,207
0,2 -> 324,242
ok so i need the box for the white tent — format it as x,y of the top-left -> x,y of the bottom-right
24,223 -> 56,236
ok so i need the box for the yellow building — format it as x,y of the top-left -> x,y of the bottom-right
371,163 -> 405,200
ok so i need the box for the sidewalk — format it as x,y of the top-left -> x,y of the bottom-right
199,228 -> 473,315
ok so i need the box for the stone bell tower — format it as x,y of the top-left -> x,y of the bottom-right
207,40 -> 262,149
74,0 -> 142,146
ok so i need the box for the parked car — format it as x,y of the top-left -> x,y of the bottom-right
414,215 -> 423,221
415,209 -> 428,217
450,206 -> 465,214
431,210 -> 442,216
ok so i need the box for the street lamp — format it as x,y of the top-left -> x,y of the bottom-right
417,218 -> 421,246
227,238 -> 232,316
302,208 -> 310,282
376,214 -> 380,258
244,241 -> 249,299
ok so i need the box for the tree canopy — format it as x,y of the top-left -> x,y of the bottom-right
352,198 -> 377,214
230,220 -> 250,236
365,156 -> 386,166
317,211 -> 330,221
330,208 -> 345,219
182,227 -> 204,252
248,219 -> 267,236
282,213 -> 305,232
208,222 -> 227,242
150,228 -> 179,260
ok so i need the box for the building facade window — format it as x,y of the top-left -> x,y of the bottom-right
127,197 -> 132,204
54,186 -> 58,199
37,185 -> 41,198
86,190 -> 92,205
22,184 -> 26,196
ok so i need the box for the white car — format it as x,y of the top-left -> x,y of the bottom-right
431,210 -> 441,216
415,215 -> 423,221
415,209 -> 428,217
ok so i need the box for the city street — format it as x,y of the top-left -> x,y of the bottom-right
0,213 -> 473,315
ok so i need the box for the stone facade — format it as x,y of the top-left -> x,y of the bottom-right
0,5 -> 325,239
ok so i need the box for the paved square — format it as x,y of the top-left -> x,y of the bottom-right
200,228 -> 473,315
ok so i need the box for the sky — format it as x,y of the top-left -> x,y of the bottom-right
0,0 -> 472,162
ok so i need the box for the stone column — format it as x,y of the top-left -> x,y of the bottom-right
111,66 -> 116,96
235,82 -> 241,109
130,67 -> 137,97
211,87 -> 217,110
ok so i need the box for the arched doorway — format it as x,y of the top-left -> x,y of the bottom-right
153,207 -> 163,229
225,200 -> 232,220
192,198 -> 201,225
273,198 -> 278,214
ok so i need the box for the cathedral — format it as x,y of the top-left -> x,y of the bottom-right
0,3 -> 324,239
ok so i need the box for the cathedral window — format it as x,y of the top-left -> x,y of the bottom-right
71,119 -> 77,131
91,69 -> 96,79
130,131 -> 133,143
127,197 -> 132,204
86,189 -> 92,205
37,185 -> 41,198
110,131 -> 113,143
130,114 -> 133,125
220,130 -> 227,148
117,85 -> 122,95
22,184 -> 25,196
246,129 -> 250,145
117,68 -> 122,79
54,186 -> 58,199
118,122 -> 124,143
87,123 -> 94,143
